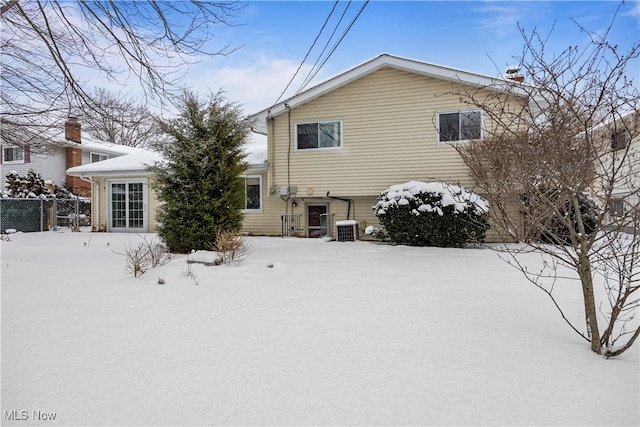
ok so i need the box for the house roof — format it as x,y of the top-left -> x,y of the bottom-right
67,150 -> 163,177
249,53 -> 533,134
47,131 -> 144,156
67,135 -> 269,178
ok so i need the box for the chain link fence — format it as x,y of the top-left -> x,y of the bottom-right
0,198 -> 91,233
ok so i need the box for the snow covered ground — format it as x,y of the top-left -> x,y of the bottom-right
1,230 -> 638,426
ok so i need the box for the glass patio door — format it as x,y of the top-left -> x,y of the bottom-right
108,179 -> 147,232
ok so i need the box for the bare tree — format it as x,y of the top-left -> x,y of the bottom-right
80,88 -> 162,148
454,7 -> 640,357
0,0 -> 242,150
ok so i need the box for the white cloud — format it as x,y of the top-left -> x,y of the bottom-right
474,3 -> 523,37
183,53 -> 326,116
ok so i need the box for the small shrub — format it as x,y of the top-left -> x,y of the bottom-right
373,181 -> 490,247
211,230 -> 248,264
115,236 -> 171,277
119,241 -> 152,277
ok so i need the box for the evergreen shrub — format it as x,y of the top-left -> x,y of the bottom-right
373,181 -> 490,247
530,192 -> 600,245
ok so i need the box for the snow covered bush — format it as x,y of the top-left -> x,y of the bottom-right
3,170 -> 51,199
373,181 -> 490,247
364,225 -> 388,241
2,169 -> 82,200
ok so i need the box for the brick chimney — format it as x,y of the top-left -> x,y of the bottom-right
65,116 -> 81,143
64,117 -> 91,196
504,65 -> 525,83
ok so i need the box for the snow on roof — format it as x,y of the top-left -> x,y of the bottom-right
68,134 -> 268,177
67,150 -> 163,177
249,53 -> 533,134
245,132 -> 267,166
77,137 -> 143,156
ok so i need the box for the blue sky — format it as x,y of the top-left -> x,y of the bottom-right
179,1 -> 639,116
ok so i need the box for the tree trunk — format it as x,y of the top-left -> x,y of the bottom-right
577,253 -> 602,353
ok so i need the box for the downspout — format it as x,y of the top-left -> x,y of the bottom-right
79,175 -> 98,230
326,192 -> 355,220
286,103 -> 292,214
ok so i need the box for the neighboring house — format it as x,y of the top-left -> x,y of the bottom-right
68,54 -> 533,237
0,117 -> 141,197
601,110 -> 639,224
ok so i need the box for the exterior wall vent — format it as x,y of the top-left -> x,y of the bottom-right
336,219 -> 359,242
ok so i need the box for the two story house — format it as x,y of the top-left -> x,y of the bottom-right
244,54 -> 532,239
68,54 -> 534,237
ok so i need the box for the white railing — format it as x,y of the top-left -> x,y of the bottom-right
281,214 -> 302,237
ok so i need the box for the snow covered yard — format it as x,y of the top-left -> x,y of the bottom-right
1,231 -> 638,426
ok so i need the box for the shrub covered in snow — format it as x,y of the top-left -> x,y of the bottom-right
3,170 -> 52,199
2,169 -> 82,199
364,225 -> 388,241
373,181 -> 490,247
523,191 -> 600,245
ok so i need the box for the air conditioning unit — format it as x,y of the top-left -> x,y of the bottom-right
336,220 -> 359,242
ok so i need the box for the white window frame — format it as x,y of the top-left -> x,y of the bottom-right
91,152 -> 109,163
295,120 -> 343,151
436,110 -> 484,144
241,175 -> 262,213
3,146 -> 25,164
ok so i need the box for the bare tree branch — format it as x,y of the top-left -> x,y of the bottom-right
1,0 -> 243,149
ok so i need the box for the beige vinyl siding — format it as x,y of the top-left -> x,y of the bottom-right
268,66 -> 513,197
241,169 -> 285,236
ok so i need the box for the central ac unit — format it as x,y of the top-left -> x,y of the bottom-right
336,220 -> 359,242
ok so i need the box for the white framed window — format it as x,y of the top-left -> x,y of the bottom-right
2,146 -> 25,164
242,175 -> 262,212
91,152 -> 108,163
437,110 -> 483,143
296,120 -> 342,150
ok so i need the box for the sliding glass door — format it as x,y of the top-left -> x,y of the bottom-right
107,179 -> 147,232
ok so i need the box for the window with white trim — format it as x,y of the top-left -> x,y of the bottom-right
91,152 -> 108,163
242,175 -> 262,212
3,146 -> 25,163
296,120 -> 342,150
437,110 -> 482,143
